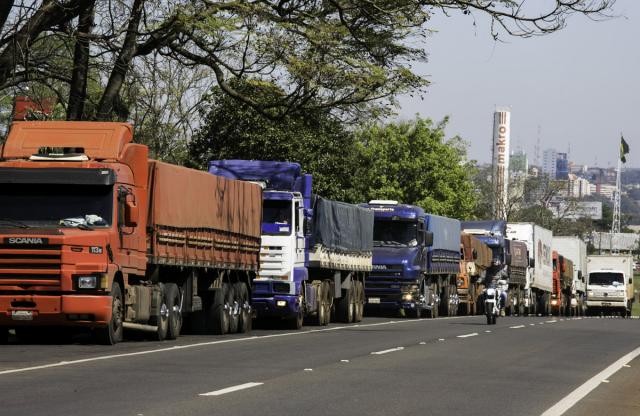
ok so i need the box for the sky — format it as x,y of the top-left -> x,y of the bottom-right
397,1 -> 640,169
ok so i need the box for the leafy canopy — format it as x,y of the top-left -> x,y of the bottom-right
353,117 -> 477,219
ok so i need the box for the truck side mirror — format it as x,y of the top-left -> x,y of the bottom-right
424,231 -> 433,247
472,248 -> 478,260
629,278 -> 633,285
578,271 -> 583,281
125,201 -> 139,227
529,258 -> 535,268
505,253 -> 512,265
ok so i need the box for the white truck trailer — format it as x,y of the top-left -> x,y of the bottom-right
552,237 -> 587,315
506,223 -> 553,315
586,255 -> 634,317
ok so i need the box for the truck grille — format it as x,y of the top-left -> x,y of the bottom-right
0,244 -> 62,286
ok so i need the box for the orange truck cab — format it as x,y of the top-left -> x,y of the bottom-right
0,122 -> 147,339
0,121 -> 261,344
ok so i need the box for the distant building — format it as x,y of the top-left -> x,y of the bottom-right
542,148 -> 557,178
556,152 -> 569,180
567,174 -> 591,198
590,183 -> 616,199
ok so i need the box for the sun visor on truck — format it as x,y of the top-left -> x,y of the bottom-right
209,160 -> 302,191
0,167 -> 116,185
2,121 -> 133,160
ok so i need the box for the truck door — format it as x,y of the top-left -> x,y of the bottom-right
294,200 -> 305,266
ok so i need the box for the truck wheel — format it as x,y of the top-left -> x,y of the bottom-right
207,284 -> 231,335
165,283 -> 182,340
287,304 -> 304,330
355,281 -> 364,322
94,283 -> 124,345
336,283 -> 355,323
430,284 -> 439,318
227,284 -> 239,334
440,285 -> 450,317
313,283 -> 326,326
234,282 -> 251,333
150,283 -> 169,341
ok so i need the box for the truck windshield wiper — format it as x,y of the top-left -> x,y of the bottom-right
0,218 -> 30,229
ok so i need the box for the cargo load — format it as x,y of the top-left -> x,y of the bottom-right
147,161 -> 261,269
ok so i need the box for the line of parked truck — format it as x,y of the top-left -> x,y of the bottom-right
0,122 -> 634,344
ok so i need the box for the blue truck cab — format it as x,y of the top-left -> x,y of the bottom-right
209,160 -> 372,329
360,200 -> 461,318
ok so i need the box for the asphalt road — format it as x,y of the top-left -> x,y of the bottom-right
1,315 -> 639,416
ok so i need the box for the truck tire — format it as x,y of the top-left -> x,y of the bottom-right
207,284 -> 231,335
336,283 -> 355,323
430,283 -> 439,318
287,301 -> 304,330
440,285 -> 450,317
94,283 -> 124,345
234,282 -> 252,333
151,283 -> 169,341
227,284 -> 239,334
355,281 -> 364,322
165,283 -> 182,340
313,283 -> 326,326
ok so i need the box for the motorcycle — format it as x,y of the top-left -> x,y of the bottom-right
484,287 -> 500,325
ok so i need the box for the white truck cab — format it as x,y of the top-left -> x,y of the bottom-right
586,255 -> 634,316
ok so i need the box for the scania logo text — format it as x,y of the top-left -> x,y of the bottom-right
5,237 -> 47,244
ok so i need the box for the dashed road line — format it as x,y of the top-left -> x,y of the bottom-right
457,333 -> 478,338
371,347 -> 404,355
0,315 -> 471,376
510,325 -> 526,329
199,382 -> 263,397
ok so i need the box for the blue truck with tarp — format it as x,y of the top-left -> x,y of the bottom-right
360,200 -> 461,318
209,160 -> 373,329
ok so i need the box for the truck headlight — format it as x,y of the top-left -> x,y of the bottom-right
587,290 -> 593,297
402,293 -> 413,301
77,276 -> 98,289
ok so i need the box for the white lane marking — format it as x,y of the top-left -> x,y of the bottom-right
457,333 -> 478,338
0,315 -> 471,376
541,345 -> 640,416
624,364 -> 631,368
530,324 -> 536,326
601,379 -> 610,383
199,382 -> 263,396
304,368 -> 313,371
340,359 -> 349,363
546,320 -> 558,324
371,347 -> 404,355
510,325 -> 526,329
438,338 -> 445,341
485,330 -> 492,333
419,341 -> 426,345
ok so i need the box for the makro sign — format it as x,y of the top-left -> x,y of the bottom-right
492,110 -> 510,220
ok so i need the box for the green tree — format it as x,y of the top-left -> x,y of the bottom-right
189,81 -> 359,202
0,1 -> 615,122
353,117 -> 476,219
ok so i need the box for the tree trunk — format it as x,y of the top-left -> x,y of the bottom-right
0,1 -> 14,33
95,0 -> 144,121
0,0 -> 92,88
67,0 -> 95,121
